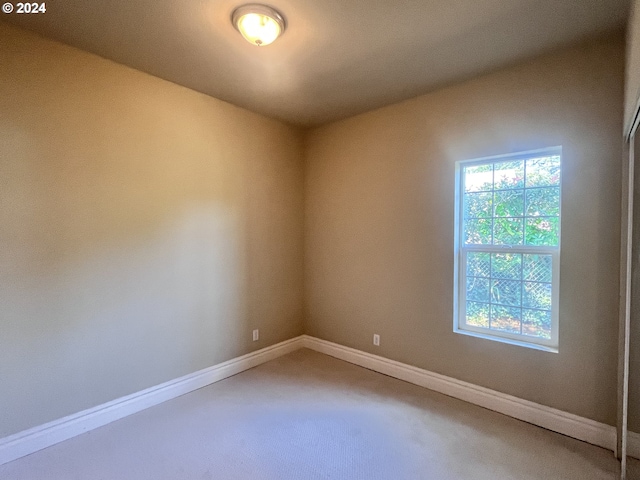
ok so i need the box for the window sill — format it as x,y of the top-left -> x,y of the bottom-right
454,327 -> 558,353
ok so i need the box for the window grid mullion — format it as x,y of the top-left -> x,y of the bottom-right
467,184 -> 560,195
466,275 -> 551,287
461,245 -> 558,255
465,215 -> 558,221
462,300 -> 550,315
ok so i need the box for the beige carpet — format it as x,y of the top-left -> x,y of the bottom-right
0,349 -> 622,479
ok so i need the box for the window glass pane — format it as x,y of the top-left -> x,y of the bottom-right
464,164 -> 493,192
464,192 -> 493,218
525,156 -> 561,188
490,305 -> 522,334
457,150 -> 560,347
491,279 -> 521,307
493,217 -> 523,245
466,277 -> 490,302
466,302 -> 489,327
491,253 -> 522,280
467,252 -> 491,278
494,189 -> 524,217
465,218 -> 492,244
523,282 -> 552,310
523,254 -> 552,283
522,309 -> 551,339
525,217 -> 559,246
494,160 -> 524,189
525,187 -> 559,217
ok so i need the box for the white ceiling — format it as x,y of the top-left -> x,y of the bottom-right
3,0 -> 630,126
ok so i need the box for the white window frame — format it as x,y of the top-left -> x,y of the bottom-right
453,147 -> 561,352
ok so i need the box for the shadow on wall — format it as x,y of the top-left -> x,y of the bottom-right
0,22 -> 303,438
0,121 -> 249,436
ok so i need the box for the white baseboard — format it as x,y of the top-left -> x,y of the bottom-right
0,336 -> 303,467
628,431 -> 640,460
0,333 -> 621,467
301,335 -> 616,452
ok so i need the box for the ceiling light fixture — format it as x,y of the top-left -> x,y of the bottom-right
232,4 -> 286,47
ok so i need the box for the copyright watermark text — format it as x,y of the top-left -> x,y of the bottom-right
2,3 -> 47,14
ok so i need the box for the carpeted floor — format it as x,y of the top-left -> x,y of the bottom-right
0,349 -> 624,479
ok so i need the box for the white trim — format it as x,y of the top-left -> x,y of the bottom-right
0,334 -> 620,467
619,133 -> 635,474
301,335 -> 616,451
453,328 -> 558,353
454,148 -> 562,351
626,93 -> 640,141
0,336 -> 304,466
457,146 -> 563,166
628,431 -> 640,460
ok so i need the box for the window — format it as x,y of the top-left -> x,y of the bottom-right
453,148 -> 561,351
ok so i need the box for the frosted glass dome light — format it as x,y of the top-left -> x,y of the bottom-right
232,4 -> 286,47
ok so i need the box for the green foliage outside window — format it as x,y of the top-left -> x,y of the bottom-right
463,156 -> 560,247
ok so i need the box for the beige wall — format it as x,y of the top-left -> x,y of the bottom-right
0,23 -> 304,437
304,33 -> 624,425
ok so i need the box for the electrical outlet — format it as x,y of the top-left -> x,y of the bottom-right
373,334 -> 380,346
253,329 -> 259,341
